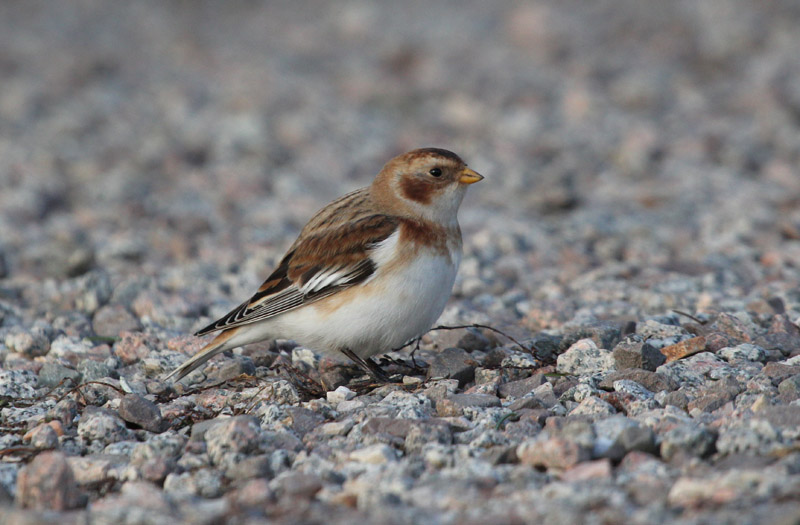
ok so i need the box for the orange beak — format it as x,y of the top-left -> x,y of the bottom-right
459,167 -> 484,185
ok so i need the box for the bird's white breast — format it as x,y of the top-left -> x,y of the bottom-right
269,231 -> 460,358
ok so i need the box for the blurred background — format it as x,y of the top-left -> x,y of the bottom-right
1,0 -> 799,332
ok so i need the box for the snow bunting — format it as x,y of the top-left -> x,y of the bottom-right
167,148 -> 483,382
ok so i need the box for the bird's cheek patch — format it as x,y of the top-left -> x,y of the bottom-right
399,177 -> 434,204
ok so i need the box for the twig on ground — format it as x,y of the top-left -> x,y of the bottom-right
495,412 -> 520,430
672,310 -> 707,325
180,375 -> 257,397
428,323 -> 528,354
0,446 -> 39,459
240,382 -> 273,415
56,381 -> 126,403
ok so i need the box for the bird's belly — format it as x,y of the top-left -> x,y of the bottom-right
273,253 -> 458,358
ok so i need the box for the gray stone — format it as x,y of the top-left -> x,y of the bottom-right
291,347 -> 319,371
38,362 -> 81,388
561,321 -> 624,351
474,367 -> 502,384
446,393 -> 502,409
422,379 -> 460,403
498,373 -> 548,398
284,406 -> 325,437
687,393 -> 731,413
361,417 -> 417,442
319,419 -> 355,437
613,379 -> 655,400
349,443 -> 398,464
319,366 -> 351,391
715,420 -> 785,457
130,432 -> 186,464
118,394 -> 164,433
265,379 -> 301,405
612,335 -> 666,371
77,359 -> 114,381
225,454 -> 271,480
50,312 -> 94,339
557,339 -> 615,375
92,304 -> 141,338
67,455 -> 123,486
455,327 -> 492,351
762,362 -> 800,385
599,369 -> 678,392
687,377 -> 742,413
75,270 -> 113,314
269,471 -> 323,499
750,406 -> 800,431
404,423 -> 453,455
378,390 -> 434,419
570,396 -> 616,417
4,326 -> 50,357
205,416 -> 263,469
660,390 -> 690,410
426,347 -> 476,386
655,352 -> 731,389
526,333 -> 563,363
593,416 -> 657,460
25,424 -> 59,450
480,445 -> 518,465
47,398 -> 79,428
16,451 -> 82,510
507,395 -> 548,411
189,419 -> 221,442
636,318 -> 686,338
500,351 -> 539,373
560,382 -> 601,403
756,315 -> 800,357
518,436 -> 592,469
77,407 -> 134,447
660,424 -> 716,461
164,468 -> 224,498
777,374 -> 800,401
139,457 -> 177,483
531,382 -> 559,408
94,481 -> 179,521
709,312 -> 757,344
207,356 -> 256,382
717,343 -> 767,363
0,369 -> 38,398
616,425 -> 658,457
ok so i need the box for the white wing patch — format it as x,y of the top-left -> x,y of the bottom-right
302,267 -> 350,294
299,230 -> 399,294
369,230 -> 400,268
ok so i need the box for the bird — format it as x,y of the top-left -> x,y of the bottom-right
166,147 -> 483,383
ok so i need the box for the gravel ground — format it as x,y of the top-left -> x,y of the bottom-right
2,1 -> 800,524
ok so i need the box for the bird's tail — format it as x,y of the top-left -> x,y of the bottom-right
164,329 -> 241,383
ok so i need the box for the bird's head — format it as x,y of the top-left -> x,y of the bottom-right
372,147 -> 483,224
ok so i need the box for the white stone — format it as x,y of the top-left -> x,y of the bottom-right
326,386 -> 356,404
349,444 -> 397,464
557,339 -> 615,375
320,419 -> 355,436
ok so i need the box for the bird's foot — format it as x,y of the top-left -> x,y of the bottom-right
340,348 -> 394,383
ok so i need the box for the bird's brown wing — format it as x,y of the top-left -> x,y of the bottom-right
194,213 -> 398,336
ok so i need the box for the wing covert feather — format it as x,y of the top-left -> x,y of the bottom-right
194,212 -> 398,336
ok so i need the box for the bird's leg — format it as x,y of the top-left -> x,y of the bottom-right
340,348 -> 391,383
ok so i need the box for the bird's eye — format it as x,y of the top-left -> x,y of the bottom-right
429,168 -> 442,177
